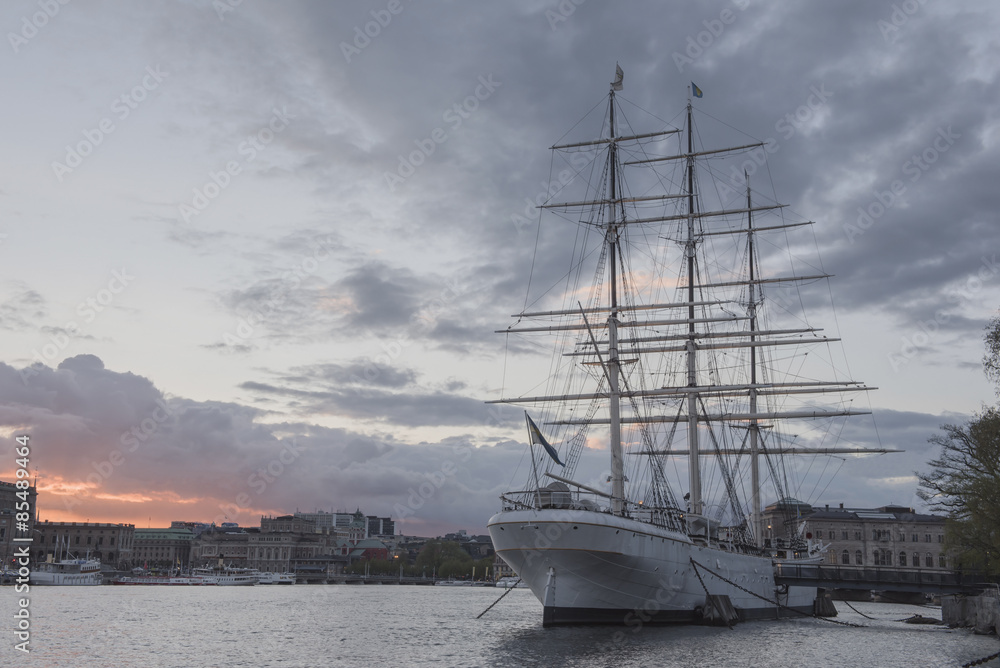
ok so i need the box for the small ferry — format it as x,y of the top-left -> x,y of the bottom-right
30,558 -> 103,586
258,572 -> 296,585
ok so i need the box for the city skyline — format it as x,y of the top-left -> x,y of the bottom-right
1,1 -> 999,536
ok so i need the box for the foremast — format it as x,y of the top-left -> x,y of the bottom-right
606,88 -> 625,516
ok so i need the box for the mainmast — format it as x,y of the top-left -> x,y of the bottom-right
746,171 -> 762,545
684,95 -> 702,516
607,88 -> 625,516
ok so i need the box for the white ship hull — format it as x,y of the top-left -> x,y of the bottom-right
194,573 -> 257,586
31,559 -> 103,586
191,568 -> 258,585
30,571 -> 103,586
489,508 -> 815,626
112,576 -> 208,585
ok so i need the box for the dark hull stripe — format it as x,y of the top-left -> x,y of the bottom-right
542,603 -> 815,627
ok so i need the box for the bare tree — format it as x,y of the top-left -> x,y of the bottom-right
918,407 -> 1000,574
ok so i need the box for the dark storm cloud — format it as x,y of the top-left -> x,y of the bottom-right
333,261 -> 430,331
281,360 -> 419,389
239,378 -> 507,429
0,356 -> 531,533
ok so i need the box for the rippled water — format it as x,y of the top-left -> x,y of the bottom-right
1,585 -> 996,667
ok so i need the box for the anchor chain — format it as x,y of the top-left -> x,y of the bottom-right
963,650 -> 1000,668
842,600 -> 877,620
476,579 -> 523,619
689,558 -> 866,629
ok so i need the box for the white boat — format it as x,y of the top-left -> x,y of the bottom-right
258,572 -> 296,585
191,566 -> 258,586
111,576 -> 206,585
30,558 -> 103,586
496,576 -> 528,589
487,71 -> 884,626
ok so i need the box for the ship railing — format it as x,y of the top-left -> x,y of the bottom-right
628,504 -> 686,532
499,489 -> 609,514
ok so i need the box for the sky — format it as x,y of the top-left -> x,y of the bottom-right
0,0 -> 998,537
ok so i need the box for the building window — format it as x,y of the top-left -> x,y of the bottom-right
925,553 -> 933,568
911,534 -> 918,542
899,552 -> 907,567
913,552 -> 919,567
938,555 -> 946,568
87,536 -> 92,545
841,531 -> 848,540
855,550 -> 863,565
829,530 -> 835,540
854,531 -> 861,540
841,550 -> 850,565
898,533 -> 905,542
924,534 -> 931,543
937,534 -> 943,543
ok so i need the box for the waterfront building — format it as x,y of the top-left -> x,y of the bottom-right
33,520 -> 135,570
170,520 -> 212,536
190,527 -> 251,567
291,510 -> 336,530
493,553 -> 515,580
366,515 -> 395,537
762,500 -> 951,569
0,479 -> 37,569
349,538 -> 389,561
132,527 -> 194,570
249,515 -> 324,573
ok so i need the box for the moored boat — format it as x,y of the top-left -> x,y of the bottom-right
30,558 -> 103,586
258,571 -> 296,584
111,575 -> 208,585
191,566 -> 258,586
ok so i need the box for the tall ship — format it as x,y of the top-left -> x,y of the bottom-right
487,70 -> 884,626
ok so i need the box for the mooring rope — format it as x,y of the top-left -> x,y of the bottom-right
476,579 -> 523,619
689,558 -> 866,629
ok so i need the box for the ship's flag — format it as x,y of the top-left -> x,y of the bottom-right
526,412 -> 565,466
612,64 -> 624,91
692,82 -> 704,98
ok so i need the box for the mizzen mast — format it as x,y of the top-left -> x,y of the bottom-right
607,85 -> 625,516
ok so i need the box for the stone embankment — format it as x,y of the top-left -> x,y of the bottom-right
942,591 -> 1000,635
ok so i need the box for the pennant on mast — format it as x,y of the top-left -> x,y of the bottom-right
612,64 -> 624,91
